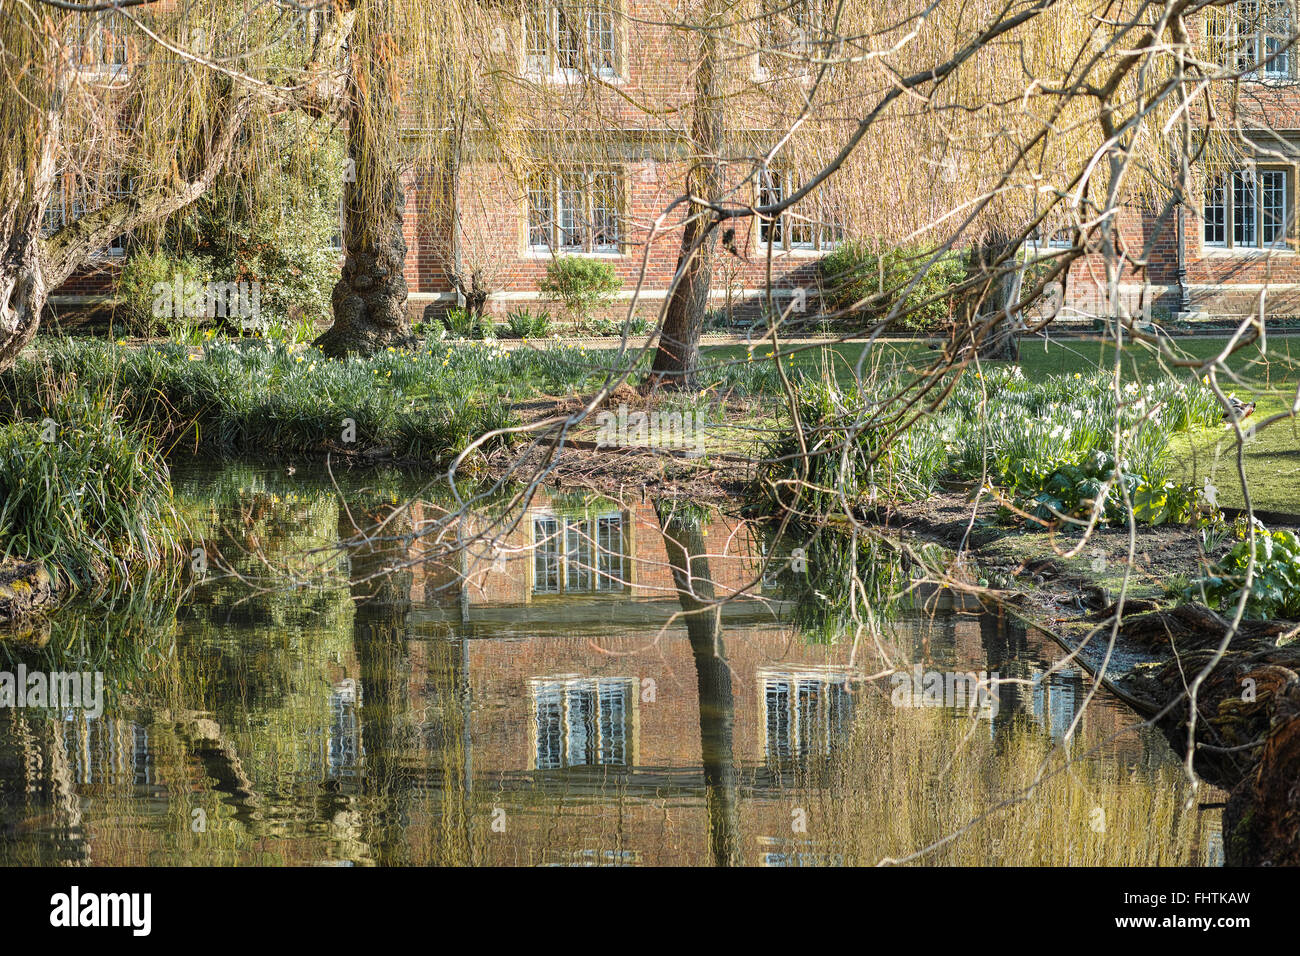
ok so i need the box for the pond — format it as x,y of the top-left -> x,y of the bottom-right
0,462 -> 1223,866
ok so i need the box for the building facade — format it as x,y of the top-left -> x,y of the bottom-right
46,1 -> 1300,328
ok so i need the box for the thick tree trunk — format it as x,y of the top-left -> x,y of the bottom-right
0,257 -> 49,373
967,233 -> 1022,362
650,5 -> 725,391
314,5 -> 414,358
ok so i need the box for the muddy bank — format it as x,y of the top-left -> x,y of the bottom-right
1107,605 -> 1300,866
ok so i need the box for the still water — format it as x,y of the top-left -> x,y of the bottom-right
0,462 -> 1222,866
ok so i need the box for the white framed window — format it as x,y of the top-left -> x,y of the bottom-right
42,172 -> 130,257
532,676 -> 634,769
527,169 -> 623,254
532,512 -> 627,593
1207,1 -> 1293,78
757,168 -> 842,253
1203,167 -> 1291,250
65,11 -> 128,74
1027,227 -> 1073,253
524,1 -> 618,79
761,667 -> 855,767
757,0 -> 830,77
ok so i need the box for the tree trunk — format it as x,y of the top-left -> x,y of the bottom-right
967,232 -> 1022,362
0,257 -> 49,373
314,4 -> 414,358
650,5 -> 725,391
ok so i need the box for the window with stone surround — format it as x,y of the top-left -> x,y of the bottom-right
531,676 -> 634,769
43,171 -> 131,258
1206,1 -> 1293,78
527,168 -> 623,254
64,10 -> 128,73
757,168 -> 843,253
1203,167 -> 1291,251
757,0 -> 834,77
524,1 -> 619,79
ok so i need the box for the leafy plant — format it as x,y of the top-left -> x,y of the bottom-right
0,392 -> 183,590
443,306 -> 489,339
820,241 -> 967,332
505,308 -> 553,338
1186,520 -> 1300,619
115,248 -> 213,337
539,256 -> 623,324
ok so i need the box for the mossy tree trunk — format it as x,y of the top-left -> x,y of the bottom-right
314,2 -> 414,357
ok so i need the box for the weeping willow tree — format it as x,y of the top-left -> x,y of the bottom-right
625,0 -> 1204,381
0,0 -> 358,370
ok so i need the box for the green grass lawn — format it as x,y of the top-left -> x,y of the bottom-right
702,334 -> 1300,515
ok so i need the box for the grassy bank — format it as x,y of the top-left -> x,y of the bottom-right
757,363 -> 1223,526
0,391 -> 184,591
705,335 -> 1298,514
5,337 -> 642,469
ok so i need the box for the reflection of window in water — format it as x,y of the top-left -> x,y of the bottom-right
541,848 -> 640,867
1031,667 -> 1078,741
329,678 -> 362,779
762,668 -> 856,765
132,722 -> 151,787
758,837 -> 843,867
532,512 -> 626,594
532,676 -> 634,770
61,715 -> 152,787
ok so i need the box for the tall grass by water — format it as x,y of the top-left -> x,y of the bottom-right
3,337 -> 637,469
0,391 -> 183,590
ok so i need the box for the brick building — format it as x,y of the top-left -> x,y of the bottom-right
45,2 -> 1300,328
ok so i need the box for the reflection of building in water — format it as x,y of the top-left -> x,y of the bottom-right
758,837 -> 844,867
760,666 -> 856,768
328,678 -> 363,780
532,512 -> 626,594
531,676 -> 636,770
407,492 -> 771,614
61,715 -> 152,787
1031,666 -> 1083,743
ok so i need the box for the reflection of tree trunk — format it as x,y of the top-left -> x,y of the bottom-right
656,502 -> 740,866
344,500 -> 414,865
979,603 -> 1031,743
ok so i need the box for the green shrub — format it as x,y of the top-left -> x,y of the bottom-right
443,306 -> 489,339
539,256 -> 623,323
1187,520 -> 1300,619
505,309 -> 553,338
0,393 -> 182,589
177,115 -> 341,330
115,249 -> 213,337
589,315 -> 649,337
820,241 -> 966,332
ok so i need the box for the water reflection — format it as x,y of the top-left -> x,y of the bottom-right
0,462 -> 1221,866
